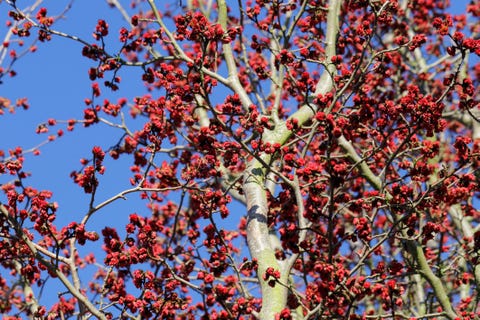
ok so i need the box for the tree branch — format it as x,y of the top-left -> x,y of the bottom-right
337,133 -> 459,319
0,204 -> 107,320
241,1 -> 342,318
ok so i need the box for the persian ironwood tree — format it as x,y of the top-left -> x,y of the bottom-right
1,0 -> 480,319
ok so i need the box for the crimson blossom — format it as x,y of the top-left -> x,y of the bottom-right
0,0 -> 480,319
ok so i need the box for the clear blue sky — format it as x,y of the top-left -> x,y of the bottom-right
1,0 -> 149,225
1,2 -> 158,312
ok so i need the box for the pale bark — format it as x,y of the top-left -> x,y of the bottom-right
241,1 -> 342,318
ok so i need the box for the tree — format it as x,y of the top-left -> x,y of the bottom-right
0,0 -> 479,318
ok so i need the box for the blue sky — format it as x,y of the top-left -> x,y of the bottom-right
0,1 -> 159,312
1,0 -> 149,223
